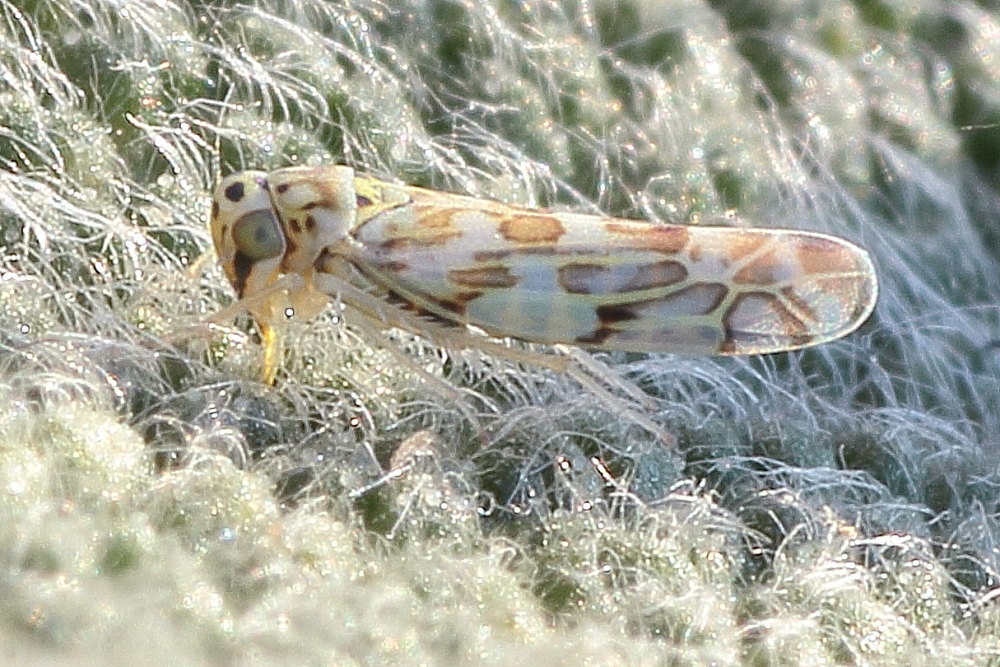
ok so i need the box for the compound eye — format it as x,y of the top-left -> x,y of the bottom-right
232,210 -> 285,261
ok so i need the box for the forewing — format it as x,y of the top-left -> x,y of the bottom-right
347,188 -> 877,355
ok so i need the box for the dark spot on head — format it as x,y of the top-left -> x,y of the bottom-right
232,251 -> 253,296
302,201 -> 319,210
305,215 -> 316,232
289,218 -> 302,234
211,200 -> 220,220
357,194 -> 373,207
275,183 -> 290,194
225,182 -> 245,202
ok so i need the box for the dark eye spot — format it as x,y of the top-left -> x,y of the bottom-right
232,210 -> 285,261
357,194 -> 372,207
225,181 -> 246,202
275,183 -> 290,194
305,215 -> 316,231
232,253 -> 253,297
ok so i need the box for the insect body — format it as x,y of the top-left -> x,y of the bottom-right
210,165 -> 877,384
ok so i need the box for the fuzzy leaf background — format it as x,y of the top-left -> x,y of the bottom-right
1,0 -> 999,664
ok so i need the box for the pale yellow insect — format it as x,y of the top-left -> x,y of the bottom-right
209,165 -> 877,402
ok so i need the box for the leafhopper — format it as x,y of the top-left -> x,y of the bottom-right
208,165 -> 877,436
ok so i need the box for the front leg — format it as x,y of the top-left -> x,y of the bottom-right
207,272 -> 328,384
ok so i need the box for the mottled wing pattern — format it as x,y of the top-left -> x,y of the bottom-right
337,183 -> 877,355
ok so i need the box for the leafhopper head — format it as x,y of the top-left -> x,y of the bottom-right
210,167 -> 358,383
210,170 -> 286,300
211,165 -> 360,302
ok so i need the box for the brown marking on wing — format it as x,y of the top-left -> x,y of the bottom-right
811,276 -> 876,321
779,286 -> 819,325
423,291 -> 482,317
597,303 -> 640,323
474,246 -> 565,262
498,213 -> 566,243
733,249 -> 786,284
796,236 -> 855,273
722,233 -> 770,260
670,283 -> 729,316
413,207 -> 459,230
632,259 -> 689,290
575,328 -> 615,346
690,232 -> 767,265
763,293 -> 810,336
381,291 -> 465,330
558,264 -> 608,294
722,291 -> 812,351
379,260 -> 410,273
378,228 -> 464,250
574,303 -> 639,346
717,336 -> 747,353
558,259 -> 687,294
371,206 -> 464,249
355,256 -> 410,276
448,266 -> 520,289
606,221 -> 690,254
473,249 -> 511,262
472,243 -> 608,263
